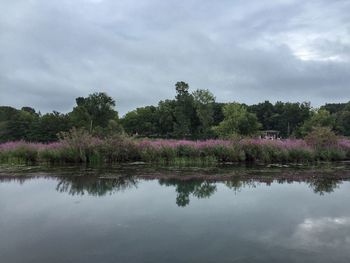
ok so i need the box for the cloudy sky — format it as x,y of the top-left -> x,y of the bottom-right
1,0 -> 350,115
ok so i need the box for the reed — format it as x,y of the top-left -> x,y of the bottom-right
1,137 -> 349,164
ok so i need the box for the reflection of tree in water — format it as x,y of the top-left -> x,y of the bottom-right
55,176 -> 138,196
225,178 -> 259,193
308,178 -> 341,195
0,172 -> 345,202
159,179 -> 217,207
225,177 -> 342,196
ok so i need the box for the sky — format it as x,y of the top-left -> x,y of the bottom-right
1,0 -> 350,116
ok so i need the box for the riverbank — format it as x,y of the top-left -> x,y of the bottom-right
1,138 -> 350,165
1,162 -> 350,182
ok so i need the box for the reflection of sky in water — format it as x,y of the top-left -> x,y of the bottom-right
293,217 -> 350,248
1,178 -> 350,263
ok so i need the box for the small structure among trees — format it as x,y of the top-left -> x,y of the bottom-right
261,130 -> 280,140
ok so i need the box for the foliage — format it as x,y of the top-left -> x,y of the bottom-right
70,92 -> 118,132
31,111 -> 72,142
305,127 -> 338,149
121,106 -> 159,136
99,135 -> 140,162
248,101 -> 311,137
157,100 -> 176,137
173,81 -> 197,138
296,109 -> 335,137
334,107 -> 350,136
58,128 -> 102,162
214,103 -> 261,137
2,82 -> 350,142
192,89 -> 216,138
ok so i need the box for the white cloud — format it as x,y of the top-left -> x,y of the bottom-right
292,217 -> 350,248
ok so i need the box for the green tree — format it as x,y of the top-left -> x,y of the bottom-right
121,106 -> 159,136
271,102 -> 311,137
30,111 -> 72,142
297,109 -> 335,137
321,103 -> 347,114
173,82 -> 197,138
248,101 -> 275,130
212,102 -> 225,126
334,103 -> 350,136
214,103 -> 261,137
0,106 -> 22,142
70,92 -> 118,133
157,99 -> 176,137
4,108 -> 38,141
21,107 -> 36,115
192,89 -> 215,138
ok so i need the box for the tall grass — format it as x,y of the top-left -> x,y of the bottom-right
1,136 -> 350,164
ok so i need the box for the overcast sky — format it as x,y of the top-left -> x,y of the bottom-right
1,0 -> 350,115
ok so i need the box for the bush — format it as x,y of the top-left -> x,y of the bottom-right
38,148 -> 62,163
288,148 -> 314,162
9,145 -> 38,163
315,148 -> 346,161
305,127 -> 338,149
242,143 -> 263,162
99,135 -> 140,162
58,128 -> 101,162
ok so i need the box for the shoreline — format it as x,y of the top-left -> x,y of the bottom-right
1,162 -> 350,182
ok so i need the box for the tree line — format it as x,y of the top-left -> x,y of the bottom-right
1,81 -> 349,142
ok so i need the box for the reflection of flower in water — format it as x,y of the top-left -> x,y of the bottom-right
293,217 -> 350,249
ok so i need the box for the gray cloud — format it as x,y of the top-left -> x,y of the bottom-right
1,0 -> 350,115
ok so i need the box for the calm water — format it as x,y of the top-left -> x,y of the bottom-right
1,165 -> 350,262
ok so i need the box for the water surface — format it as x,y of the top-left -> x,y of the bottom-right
0,165 -> 350,262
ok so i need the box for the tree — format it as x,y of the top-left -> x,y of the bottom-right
297,109 -> 335,137
212,102 -> 225,126
192,89 -> 215,138
157,100 -> 176,137
121,106 -> 159,136
334,102 -> 350,136
173,82 -> 197,138
70,92 -> 118,133
247,101 -> 312,137
248,101 -> 275,130
0,106 -> 22,142
4,108 -> 38,141
214,103 -> 261,137
21,107 -> 37,115
321,103 -> 347,114
271,102 -> 311,137
29,111 -> 72,142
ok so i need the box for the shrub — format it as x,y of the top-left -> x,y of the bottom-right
288,148 -> 314,162
38,148 -> 62,163
58,128 -> 102,162
99,135 -> 140,162
315,148 -> 346,161
305,127 -> 338,149
338,138 -> 350,158
10,145 -> 38,162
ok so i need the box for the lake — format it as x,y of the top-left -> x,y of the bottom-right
1,164 -> 350,262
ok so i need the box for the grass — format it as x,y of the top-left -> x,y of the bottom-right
1,137 -> 350,165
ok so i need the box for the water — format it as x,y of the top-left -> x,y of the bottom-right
1,165 -> 350,262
